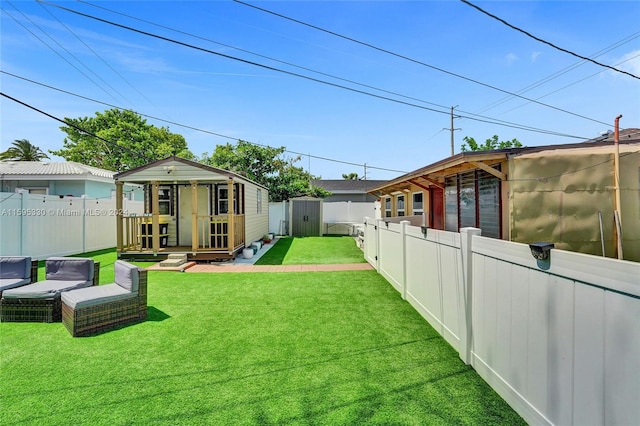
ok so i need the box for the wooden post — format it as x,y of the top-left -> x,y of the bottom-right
116,181 -> 124,255
191,180 -> 198,253
151,181 -> 160,255
613,115 -> 623,259
227,178 -> 235,254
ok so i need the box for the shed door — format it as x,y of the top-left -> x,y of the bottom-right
178,185 -> 210,246
430,187 -> 444,230
291,200 -> 321,237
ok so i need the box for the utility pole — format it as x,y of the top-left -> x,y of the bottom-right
363,163 -> 367,180
444,105 -> 462,156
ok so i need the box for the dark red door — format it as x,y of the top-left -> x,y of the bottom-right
429,187 -> 444,230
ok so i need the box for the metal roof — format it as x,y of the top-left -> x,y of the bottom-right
0,161 -> 114,180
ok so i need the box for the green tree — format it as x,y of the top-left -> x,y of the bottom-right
51,108 -> 194,172
0,139 -> 50,161
201,140 -> 329,202
342,172 -> 359,180
460,135 -> 523,152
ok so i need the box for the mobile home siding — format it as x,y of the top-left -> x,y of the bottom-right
244,183 -> 269,244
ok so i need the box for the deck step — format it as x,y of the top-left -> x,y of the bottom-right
159,254 -> 188,268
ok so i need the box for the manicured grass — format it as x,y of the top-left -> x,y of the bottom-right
256,236 -> 367,265
2,249 -> 525,425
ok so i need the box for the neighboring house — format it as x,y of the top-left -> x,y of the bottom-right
113,156 -> 269,261
368,130 -> 640,262
0,161 -> 143,200
311,179 -> 386,235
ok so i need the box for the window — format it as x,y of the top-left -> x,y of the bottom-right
412,192 -> 424,214
147,185 -> 173,215
257,189 -> 262,214
397,195 -> 405,216
445,177 -> 458,232
385,197 -> 392,218
443,166 -> 501,238
217,186 -> 229,214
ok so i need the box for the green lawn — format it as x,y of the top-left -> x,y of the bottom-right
1,249 -> 524,425
256,236 -> 366,265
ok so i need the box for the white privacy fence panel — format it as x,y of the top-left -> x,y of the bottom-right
0,192 -> 143,259
322,201 -> 374,223
471,237 -> 640,426
366,219 -> 640,425
363,217 -> 377,266
268,201 -> 288,235
377,221 -> 404,294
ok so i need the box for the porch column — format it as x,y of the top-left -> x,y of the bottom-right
151,181 -> 160,255
116,181 -> 124,255
227,178 -> 235,254
191,180 -> 198,253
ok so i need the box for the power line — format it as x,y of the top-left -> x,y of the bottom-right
0,92 -> 155,165
0,5 -> 119,104
474,31 -> 640,115
36,0 -> 167,117
460,0 -> 640,81
37,1 -> 591,140
233,0 -> 614,128
0,80 -> 409,175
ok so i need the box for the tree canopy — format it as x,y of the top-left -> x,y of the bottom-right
460,135 -> 523,152
342,172 -> 359,180
51,108 -> 194,172
200,140 -> 329,202
0,139 -> 50,161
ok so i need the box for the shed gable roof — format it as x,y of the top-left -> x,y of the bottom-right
311,179 -> 387,193
113,156 -> 267,189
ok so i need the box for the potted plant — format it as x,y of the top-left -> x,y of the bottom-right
263,234 -> 272,244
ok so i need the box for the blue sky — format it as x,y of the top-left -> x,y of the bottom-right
1,0 -> 639,180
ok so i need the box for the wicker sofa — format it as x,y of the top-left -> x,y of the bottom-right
0,257 -> 99,323
61,260 -> 147,337
0,256 -> 38,297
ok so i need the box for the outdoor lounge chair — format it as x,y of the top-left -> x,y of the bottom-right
0,257 -> 99,323
61,260 -> 147,337
0,256 -> 38,297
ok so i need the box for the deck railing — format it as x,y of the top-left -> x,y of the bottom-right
122,215 -> 145,251
197,214 -> 245,251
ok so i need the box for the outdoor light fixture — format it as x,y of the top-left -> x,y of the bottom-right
529,242 -> 554,261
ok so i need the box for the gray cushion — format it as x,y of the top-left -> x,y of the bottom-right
2,279 -> 92,299
46,257 -> 94,282
0,277 -> 31,292
114,260 -> 139,292
61,284 -> 135,309
0,256 -> 31,280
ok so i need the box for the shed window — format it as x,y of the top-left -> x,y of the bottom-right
412,192 -> 424,214
397,195 -> 405,216
444,166 -> 501,238
385,197 -> 392,218
257,189 -> 262,214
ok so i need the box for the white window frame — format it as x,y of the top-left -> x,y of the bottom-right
412,191 -> 424,215
397,195 -> 405,217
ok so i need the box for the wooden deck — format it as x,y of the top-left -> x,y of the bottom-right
118,246 -> 242,262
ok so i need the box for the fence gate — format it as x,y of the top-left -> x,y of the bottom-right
290,197 -> 322,236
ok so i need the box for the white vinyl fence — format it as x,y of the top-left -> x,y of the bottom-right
364,217 -> 640,426
269,201 -> 374,236
0,192 -> 143,259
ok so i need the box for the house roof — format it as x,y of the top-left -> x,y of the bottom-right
0,161 -> 115,182
114,156 -> 268,190
367,137 -> 640,196
311,179 -> 387,194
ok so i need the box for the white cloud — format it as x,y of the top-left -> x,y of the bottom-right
531,51 -> 542,63
505,53 -> 518,65
613,49 -> 640,76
